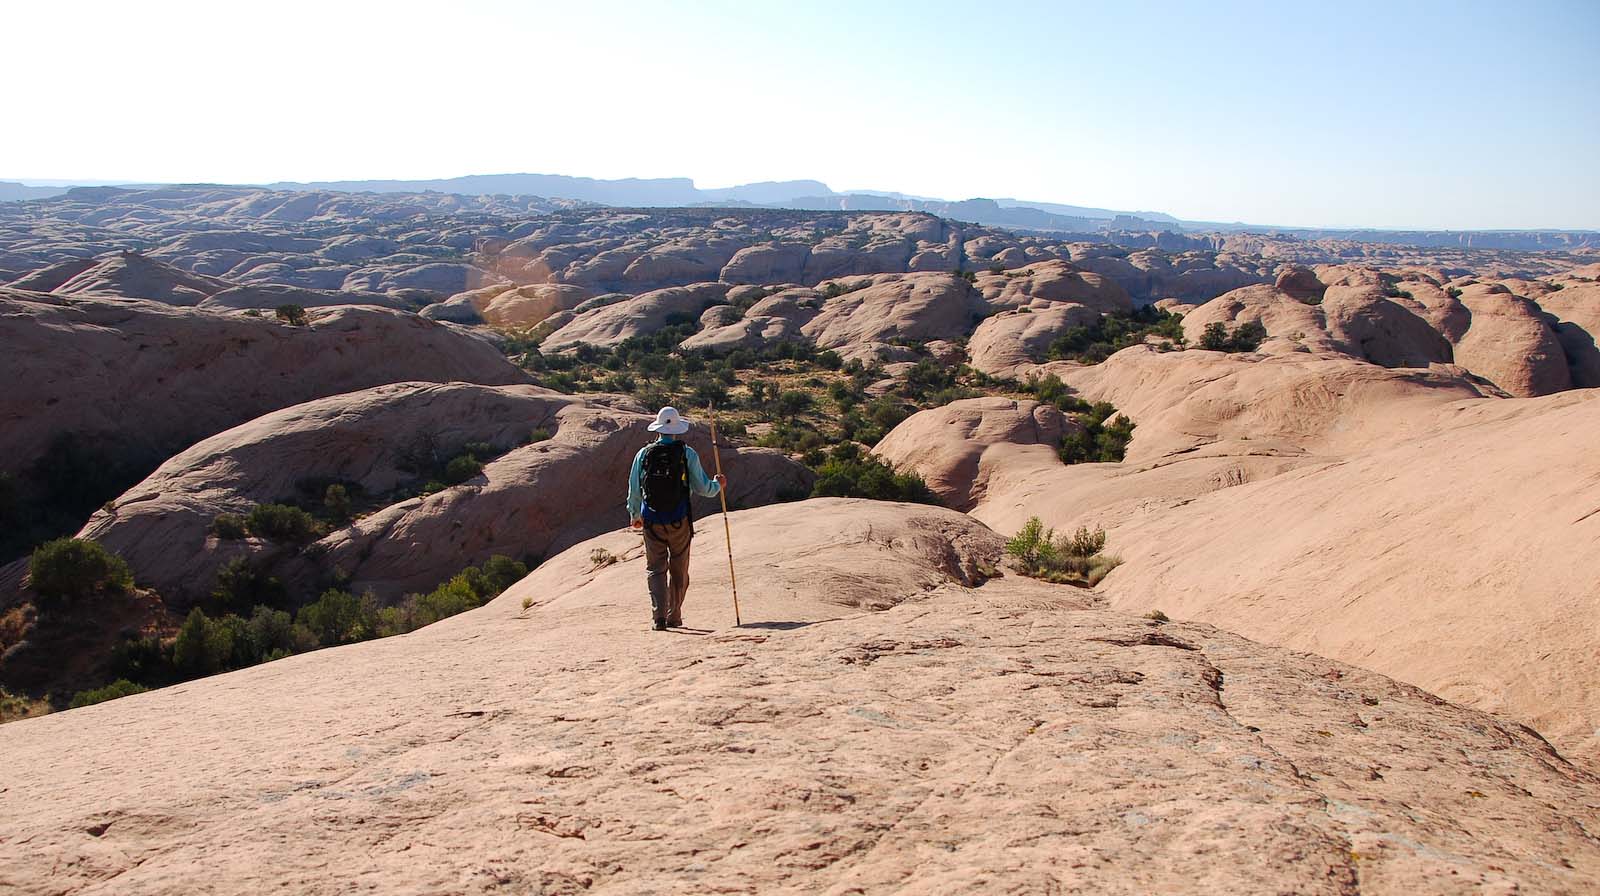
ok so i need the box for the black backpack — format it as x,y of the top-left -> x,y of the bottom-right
641,440 -> 690,514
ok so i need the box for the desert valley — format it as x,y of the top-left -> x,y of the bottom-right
0,174 -> 1595,892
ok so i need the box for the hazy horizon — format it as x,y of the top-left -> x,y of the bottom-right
9,0 -> 1598,230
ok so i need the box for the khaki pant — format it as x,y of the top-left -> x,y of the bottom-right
644,518 -> 693,626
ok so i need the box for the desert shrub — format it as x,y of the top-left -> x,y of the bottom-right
1381,282 -> 1414,300
408,576 -> 482,627
1063,525 -> 1106,558
1,688 -> 54,722
1229,321 -> 1267,351
322,484 -> 352,525
244,605 -> 312,659
775,390 -> 813,420
209,557 -> 286,613
590,547 -> 618,569
108,635 -> 174,687
1005,517 -> 1058,570
1199,320 -> 1266,353
529,427 -> 552,444
211,513 -> 248,540
296,589 -> 371,646
443,454 -> 484,485
402,555 -> 527,629
1058,402 -> 1135,464
1446,286 -> 1464,299
1045,307 -> 1186,363
69,678 -> 149,709
1145,609 -> 1170,623
837,396 -> 910,445
827,380 -> 861,410
275,304 -> 308,326
28,538 -> 134,607
246,503 -> 321,543
690,376 -> 730,407
757,421 -> 829,455
1019,372 -> 1089,413
479,555 -> 530,594
810,443 -> 937,504
173,608 -> 243,677
1005,517 -> 1120,585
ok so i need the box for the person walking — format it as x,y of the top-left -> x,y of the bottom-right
627,407 -> 726,630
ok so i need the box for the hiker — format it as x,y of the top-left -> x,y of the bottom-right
627,407 -> 727,630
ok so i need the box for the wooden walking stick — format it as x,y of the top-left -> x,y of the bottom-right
708,403 -> 742,626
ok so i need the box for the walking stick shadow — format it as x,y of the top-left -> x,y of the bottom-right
738,620 -> 827,631
668,627 -> 713,635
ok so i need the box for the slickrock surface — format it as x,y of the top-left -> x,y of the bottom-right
45,384 -> 810,606
880,346 -> 1600,764
0,289 -> 529,476
800,273 -> 989,349
1,500 -> 1596,894
872,397 -> 1071,509
542,283 -> 730,351
51,251 -> 231,305
975,258 -> 1132,312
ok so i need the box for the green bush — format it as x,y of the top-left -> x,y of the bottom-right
244,605 -> 312,659
1045,307 -> 1186,363
1005,517 -> 1122,586
28,538 -> 134,607
275,304 -> 308,326
443,454 -> 484,485
529,428 -> 552,443
775,390 -> 813,420
211,513 -> 248,540
1199,320 -> 1267,353
296,589 -> 371,646
173,608 -> 244,677
479,555 -> 530,595
389,554 -> 528,633
246,504 -> 321,543
1058,402 -> 1136,464
69,678 -> 149,709
323,484 -> 352,525
210,557 -> 286,613
810,443 -> 937,504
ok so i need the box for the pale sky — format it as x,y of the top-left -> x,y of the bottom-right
8,0 -> 1598,230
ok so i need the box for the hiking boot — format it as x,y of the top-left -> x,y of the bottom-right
652,620 -> 667,631
667,618 -> 683,628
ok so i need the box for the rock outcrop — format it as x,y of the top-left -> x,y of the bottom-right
800,273 -> 990,348
52,251 -> 231,305
0,289 -> 530,478
872,397 -> 1071,509
1451,283 -> 1572,396
541,283 -> 730,351
0,499 -> 1595,893
975,259 -> 1133,312
883,344 -> 1600,763
54,384 -> 810,606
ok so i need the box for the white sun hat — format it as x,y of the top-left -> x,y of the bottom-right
647,406 -> 690,435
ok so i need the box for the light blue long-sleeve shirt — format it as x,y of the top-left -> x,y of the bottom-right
627,435 -> 721,522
